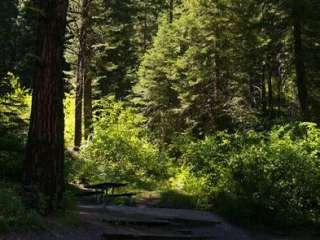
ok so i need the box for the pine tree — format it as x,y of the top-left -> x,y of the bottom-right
0,0 -> 18,86
92,0 -> 138,99
134,0 -> 255,140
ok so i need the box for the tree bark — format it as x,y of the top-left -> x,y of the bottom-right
74,0 -> 92,148
83,70 -> 93,139
293,6 -> 310,120
261,63 -> 267,115
277,58 -> 282,113
249,77 -> 255,108
267,66 -> 273,116
74,51 -> 83,150
169,0 -> 174,23
143,0 -> 148,51
24,0 -> 68,214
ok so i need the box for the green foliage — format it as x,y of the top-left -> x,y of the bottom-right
91,0 -> 138,99
180,123 -> 320,226
156,190 -> 201,209
0,73 -> 31,181
166,166 -> 209,209
0,0 -> 38,89
0,73 -> 31,133
80,97 -> 168,187
0,0 -> 18,82
134,1 -> 257,142
64,93 -> 75,147
0,183 -> 41,233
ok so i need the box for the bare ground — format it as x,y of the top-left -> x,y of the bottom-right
2,203 -> 318,240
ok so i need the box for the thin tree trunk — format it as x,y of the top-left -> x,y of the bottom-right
74,55 -> 83,150
169,0 -> 174,23
249,77 -> 255,108
277,60 -> 282,113
24,0 -> 68,214
293,6 -> 309,120
267,66 -> 273,116
143,0 -> 148,51
83,70 -> 93,139
261,64 -> 267,115
74,0 -> 92,149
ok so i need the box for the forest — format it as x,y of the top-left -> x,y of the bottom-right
0,0 -> 320,239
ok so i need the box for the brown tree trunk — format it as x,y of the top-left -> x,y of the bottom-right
84,70 -> 93,139
74,54 -> 83,150
249,77 -> 255,108
293,6 -> 309,120
277,59 -> 282,113
24,0 -> 68,214
261,64 -> 267,115
169,0 -> 174,23
143,0 -> 148,51
267,66 -> 273,116
74,0 -> 92,149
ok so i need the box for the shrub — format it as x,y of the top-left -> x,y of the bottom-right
0,183 -> 41,233
80,98 -> 169,187
64,93 -> 75,148
167,166 -> 209,209
156,190 -> 201,209
181,122 -> 320,226
0,73 -> 30,181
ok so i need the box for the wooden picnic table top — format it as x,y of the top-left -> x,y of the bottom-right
86,182 -> 128,190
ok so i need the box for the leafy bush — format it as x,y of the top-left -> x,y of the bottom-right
0,73 -> 30,180
0,183 -> 41,233
0,73 -> 31,135
156,190 -> 201,209
0,149 -> 23,181
181,123 -> 320,226
166,166 -> 208,209
80,98 -> 169,187
64,93 -> 75,148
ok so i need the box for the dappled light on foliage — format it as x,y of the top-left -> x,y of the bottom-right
79,98 -> 169,187
181,123 -> 320,226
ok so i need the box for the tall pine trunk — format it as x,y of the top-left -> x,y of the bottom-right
24,0 -> 68,214
267,66 -> 273,116
169,0 -> 174,23
293,6 -> 309,120
74,0 -> 92,148
143,0 -> 148,51
261,63 -> 267,115
84,70 -> 93,139
74,52 -> 83,150
277,58 -> 282,113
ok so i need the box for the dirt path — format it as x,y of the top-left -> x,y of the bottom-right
2,204 -> 317,240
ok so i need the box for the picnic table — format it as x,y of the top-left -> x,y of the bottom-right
84,182 -> 136,205
86,182 -> 128,194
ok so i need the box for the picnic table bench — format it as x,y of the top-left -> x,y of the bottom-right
83,182 -> 137,205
